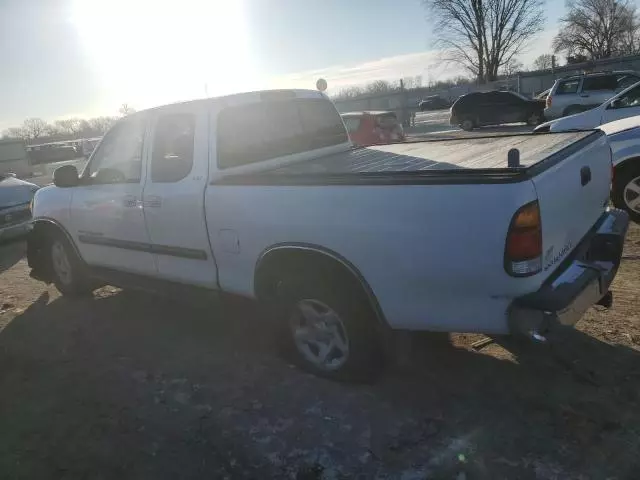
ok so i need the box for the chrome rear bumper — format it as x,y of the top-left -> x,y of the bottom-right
509,209 -> 629,337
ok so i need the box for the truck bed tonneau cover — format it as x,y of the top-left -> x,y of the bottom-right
270,131 -> 596,174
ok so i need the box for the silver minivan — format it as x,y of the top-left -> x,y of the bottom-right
544,71 -> 640,119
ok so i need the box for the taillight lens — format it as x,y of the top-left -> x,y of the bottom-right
504,201 -> 542,276
546,95 -> 552,108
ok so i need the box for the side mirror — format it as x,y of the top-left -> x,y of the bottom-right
53,165 -> 79,188
609,99 -> 622,109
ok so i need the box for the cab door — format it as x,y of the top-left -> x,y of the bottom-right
68,114 -> 157,275
141,102 -> 218,288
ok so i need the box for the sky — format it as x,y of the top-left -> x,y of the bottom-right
0,0 -> 606,130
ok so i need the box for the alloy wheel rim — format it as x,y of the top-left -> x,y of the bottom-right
289,299 -> 349,371
51,241 -> 73,285
624,176 -> 640,214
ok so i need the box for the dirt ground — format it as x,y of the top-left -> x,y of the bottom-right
0,226 -> 639,479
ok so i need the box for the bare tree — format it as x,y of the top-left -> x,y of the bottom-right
22,118 -> 49,141
88,116 -> 117,135
553,0 -> 640,60
532,53 -> 554,70
119,103 -> 136,116
501,58 -> 524,76
3,127 -> 25,139
53,118 -> 83,136
365,80 -> 397,94
423,0 -> 545,83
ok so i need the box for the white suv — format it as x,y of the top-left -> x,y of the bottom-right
544,71 -> 640,119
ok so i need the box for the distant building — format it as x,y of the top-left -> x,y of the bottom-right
0,138 -> 32,177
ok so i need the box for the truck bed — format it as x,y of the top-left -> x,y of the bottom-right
216,131 -> 600,185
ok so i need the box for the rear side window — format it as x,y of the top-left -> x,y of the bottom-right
375,113 -> 398,128
151,114 -> 195,183
342,117 -> 361,133
556,79 -> 580,94
217,98 -> 348,169
582,75 -> 617,91
453,94 -> 478,110
616,74 -> 640,90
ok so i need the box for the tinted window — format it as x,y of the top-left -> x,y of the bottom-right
217,98 -> 348,169
616,74 -> 640,90
556,79 -> 580,94
342,117 -> 361,133
151,114 -> 195,183
375,113 -> 398,129
582,75 -> 617,91
454,94 -> 480,109
86,117 -> 145,183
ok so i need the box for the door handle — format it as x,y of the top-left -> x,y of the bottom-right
144,196 -> 162,208
123,195 -> 138,208
580,166 -> 592,186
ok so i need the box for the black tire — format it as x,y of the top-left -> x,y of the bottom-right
274,272 -> 383,382
612,163 -> 640,223
46,230 -> 93,296
460,117 -> 475,131
526,111 -> 544,126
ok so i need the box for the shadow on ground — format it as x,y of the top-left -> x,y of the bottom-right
0,289 -> 639,478
0,240 -> 25,275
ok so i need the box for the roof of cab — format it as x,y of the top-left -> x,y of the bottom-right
131,89 -> 328,116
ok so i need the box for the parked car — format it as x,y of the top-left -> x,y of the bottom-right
418,95 -> 450,111
341,111 -> 405,146
27,89 -> 628,381
0,173 -> 39,242
534,79 -> 640,133
450,90 -> 545,131
544,70 -> 640,119
598,116 -> 640,223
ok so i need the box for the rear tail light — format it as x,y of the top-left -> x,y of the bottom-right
504,201 -> 542,276
546,95 -> 552,108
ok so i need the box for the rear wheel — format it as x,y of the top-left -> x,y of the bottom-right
612,164 -> 640,223
460,118 -> 475,131
47,232 -> 93,296
526,111 -> 543,126
274,273 -> 383,382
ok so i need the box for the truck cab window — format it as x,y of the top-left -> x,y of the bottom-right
86,117 -> 145,183
151,114 -> 195,183
217,98 -> 348,169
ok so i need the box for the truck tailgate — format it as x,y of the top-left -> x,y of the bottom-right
532,132 -> 612,275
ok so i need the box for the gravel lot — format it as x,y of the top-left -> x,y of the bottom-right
1,225 -> 639,479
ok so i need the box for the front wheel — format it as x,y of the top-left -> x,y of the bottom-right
612,164 -> 640,223
275,275 -> 383,382
47,232 -> 93,296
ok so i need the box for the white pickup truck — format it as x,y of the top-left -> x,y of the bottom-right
27,89 -> 629,381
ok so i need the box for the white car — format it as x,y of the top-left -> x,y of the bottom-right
600,116 -> 640,222
26,89 -> 629,381
535,80 -> 640,132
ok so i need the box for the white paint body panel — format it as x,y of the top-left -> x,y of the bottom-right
31,90 -> 614,334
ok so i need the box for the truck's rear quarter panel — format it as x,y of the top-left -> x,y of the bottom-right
206,181 -> 539,333
205,131 -> 610,334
